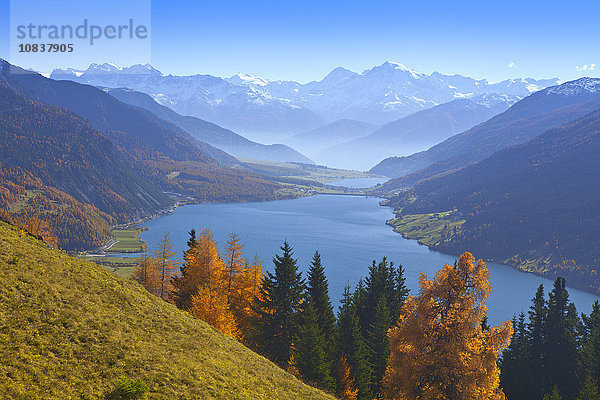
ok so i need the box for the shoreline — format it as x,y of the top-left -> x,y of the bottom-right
382,208 -> 600,298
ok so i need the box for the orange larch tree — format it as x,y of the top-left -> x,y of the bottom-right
190,285 -> 238,338
382,252 -> 513,400
338,355 -> 359,400
223,232 -> 245,296
15,207 -> 58,248
133,254 -> 160,296
231,255 -> 264,339
154,232 -> 178,301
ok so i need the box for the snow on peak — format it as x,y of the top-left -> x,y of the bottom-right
122,64 -> 163,76
226,73 -> 269,86
86,62 -> 123,74
545,77 -> 600,96
470,93 -> 520,107
367,61 -> 423,79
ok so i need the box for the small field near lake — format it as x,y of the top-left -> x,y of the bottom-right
386,210 -> 466,247
106,229 -> 146,253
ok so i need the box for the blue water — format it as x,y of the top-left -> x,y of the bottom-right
137,195 -> 599,325
329,177 -> 389,188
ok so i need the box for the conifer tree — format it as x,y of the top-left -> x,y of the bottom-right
154,232 -> 178,301
224,232 -> 245,296
579,301 -> 600,387
196,228 -> 226,290
368,294 -> 391,397
360,258 -> 396,336
252,241 -> 305,366
383,252 -> 512,400
171,229 -> 199,309
544,386 -> 563,400
338,285 -> 373,400
190,285 -> 237,338
527,284 -> 548,399
294,302 -> 335,390
576,376 -> 600,400
500,313 -> 529,400
232,255 -> 263,340
306,251 -> 337,367
133,253 -> 160,296
545,277 -> 579,399
391,264 -> 409,323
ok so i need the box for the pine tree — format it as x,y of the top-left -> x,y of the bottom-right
579,301 -> 600,386
338,285 -> 373,400
545,277 -> 579,399
382,252 -> 512,400
252,241 -> 305,366
527,284 -> 548,399
294,302 -> 335,390
544,386 -> 563,400
154,232 -> 178,301
576,376 -> 600,400
391,264 -> 409,323
171,229 -> 199,309
500,313 -> 529,400
360,258 -> 397,336
306,251 -> 337,372
368,294 -> 391,397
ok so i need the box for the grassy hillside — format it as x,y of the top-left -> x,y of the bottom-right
0,221 -> 334,400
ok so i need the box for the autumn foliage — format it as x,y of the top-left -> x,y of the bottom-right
382,252 -> 513,400
171,229 -> 263,339
338,355 -> 359,400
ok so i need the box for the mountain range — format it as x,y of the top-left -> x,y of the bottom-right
371,78 -> 600,181
104,87 -> 313,164
0,60 -> 291,249
309,94 -> 518,170
379,78 -> 600,293
50,62 -> 559,145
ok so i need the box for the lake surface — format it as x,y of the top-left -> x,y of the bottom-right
329,177 -> 389,188
138,195 -> 599,325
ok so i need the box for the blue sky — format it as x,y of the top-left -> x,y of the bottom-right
1,0 -> 600,83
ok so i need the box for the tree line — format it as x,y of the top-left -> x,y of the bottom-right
133,230 -> 599,400
501,278 -> 600,400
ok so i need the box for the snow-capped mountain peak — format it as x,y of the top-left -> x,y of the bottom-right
471,93 -> 520,107
48,61 -> 560,139
225,73 -> 269,86
545,77 -> 600,96
86,62 -> 123,74
365,61 -> 424,79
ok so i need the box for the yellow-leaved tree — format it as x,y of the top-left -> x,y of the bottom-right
224,232 -> 245,296
338,355 -> 359,400
16,207 -> 58,248
196,228 -> 226,290
231,255 -> 264,338
154,232 -> 178,301
382,252 -> 513,400
133,254 -> 160,296
190,286 -> 238,338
